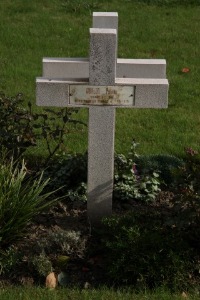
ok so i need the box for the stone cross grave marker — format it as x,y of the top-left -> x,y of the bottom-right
36,12 -> 169,224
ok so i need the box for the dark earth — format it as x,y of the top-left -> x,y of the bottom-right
0,190 -> 175,289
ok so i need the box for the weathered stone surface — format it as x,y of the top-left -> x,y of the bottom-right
43,58 -> 88,79
36,78 -> 69,107
87,106 -> 115,221
36,78 -> 168,108
93,12 -> 118,55
42,58 -> 166,79
36,78 -> 87,107
87,28 -> 117,223
93,12 -> 118,30
89,28 -> 117,85
116,78 -> 169,108
117,59 -> 166,79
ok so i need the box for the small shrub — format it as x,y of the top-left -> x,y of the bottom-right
0,92 -> 36,158
32,252 -> 53,277
45,141 -> 163,203
30,230 -> 86,278
33,108 -> 86,165
0,92 -> 86,161
0,246 -> 22,276
36,230 -> 87,259
114,170 -> 160,202
114,141 -> 161,202
135,154 -> 184,185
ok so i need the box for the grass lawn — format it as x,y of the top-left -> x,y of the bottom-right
0,0 -> 200,156
0,287 -> 199,300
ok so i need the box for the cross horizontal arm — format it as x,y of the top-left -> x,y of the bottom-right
36,77 -> 168,108
42,58 -> 166,79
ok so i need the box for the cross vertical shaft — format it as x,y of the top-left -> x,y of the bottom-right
87,25 -> 117,223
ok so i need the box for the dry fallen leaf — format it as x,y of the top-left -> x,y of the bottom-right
181,68 -> 190,73
45,272 -> 57,289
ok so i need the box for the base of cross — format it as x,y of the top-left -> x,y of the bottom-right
36,12 -> 168,224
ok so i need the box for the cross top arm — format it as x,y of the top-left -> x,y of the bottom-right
36,12 -> 169,109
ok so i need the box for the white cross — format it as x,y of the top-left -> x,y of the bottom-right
36,12 -> 168,224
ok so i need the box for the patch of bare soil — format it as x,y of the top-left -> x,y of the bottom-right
0,191 -> 175,288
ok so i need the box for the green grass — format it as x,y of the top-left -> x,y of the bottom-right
0,287 -> 199,300
0,0 -> 200,156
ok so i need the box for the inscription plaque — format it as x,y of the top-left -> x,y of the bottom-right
69,85 -> 135,106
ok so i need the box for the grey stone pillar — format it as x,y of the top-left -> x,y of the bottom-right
87,27 -> 117,224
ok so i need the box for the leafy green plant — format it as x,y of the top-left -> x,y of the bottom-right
66,182 -> 87,202
114,141 -> 161,202
32,252 -> 53,277
114,171 -> 160,202
0,156 -> 61,247
30,229 -> 86,277
36,230 -> 87,259
45,141 -> 162,203
135,154 -> 184,185
0,246 -> 22,275
45,141 -> 164,203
